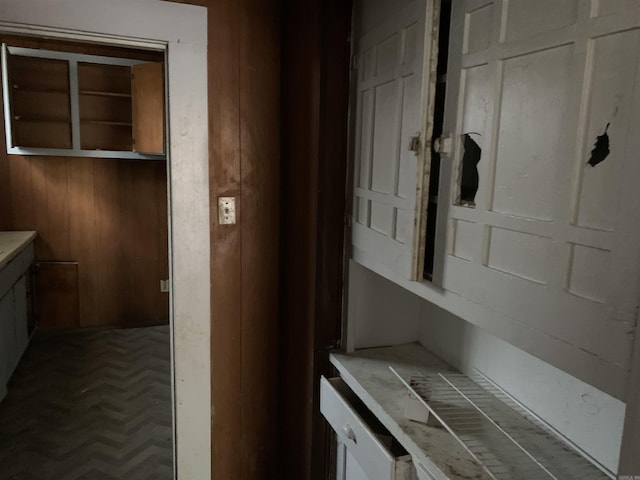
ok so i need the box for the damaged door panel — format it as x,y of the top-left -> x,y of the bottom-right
458,133 -> 481,207
587,123 -> 610,167
435,0 -> 640,405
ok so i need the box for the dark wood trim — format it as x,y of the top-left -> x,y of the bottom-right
279,0 -> 321,475
279,0 -> 352,478
311,1 -> 353,478
239,0 -> 281,477
0,65 -> 13,230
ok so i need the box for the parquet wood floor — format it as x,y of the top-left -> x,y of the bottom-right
0,326 -> 172,480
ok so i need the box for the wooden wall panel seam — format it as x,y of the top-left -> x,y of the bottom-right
207,0 -> 244,478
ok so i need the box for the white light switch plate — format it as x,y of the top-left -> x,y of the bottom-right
218,196 -> 236,225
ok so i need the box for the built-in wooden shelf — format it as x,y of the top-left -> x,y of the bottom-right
12,85 -> 69,94
14,116 -> 70,122
2,44 -> 165,157
81,120 -> 132,127
79,90 -> 132,98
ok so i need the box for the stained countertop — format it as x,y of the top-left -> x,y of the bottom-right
0,231 -> 37,270
330,343 -> 493,480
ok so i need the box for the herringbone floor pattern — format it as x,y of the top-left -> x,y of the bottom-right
0,326 -> 173,480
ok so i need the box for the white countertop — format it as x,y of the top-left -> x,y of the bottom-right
0,231 -> 37,270
330,343 -> 493,480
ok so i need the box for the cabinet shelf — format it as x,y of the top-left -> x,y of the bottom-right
3,44 -> 165,157
12,85 -> 69,94
13,116 -> 70,123
80,120 -> 132,127
79,90 -> 132,98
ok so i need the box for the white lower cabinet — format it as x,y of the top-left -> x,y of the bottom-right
0,244 -> 33,401
12,275 -> 29,371
320,376 -> 415,480
0,291 -> 13,399
0,274 -> 31,401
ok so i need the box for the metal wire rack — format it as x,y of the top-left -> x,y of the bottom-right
391,368 -> 613,480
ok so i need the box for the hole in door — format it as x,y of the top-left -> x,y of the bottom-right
423,0 -> 452,280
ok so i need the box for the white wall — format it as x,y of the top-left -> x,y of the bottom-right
418,301 -> 625,473
349,261 -> 626,473
346,260 -> 420,351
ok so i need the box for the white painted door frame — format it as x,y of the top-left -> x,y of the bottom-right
0,1 -> 211,479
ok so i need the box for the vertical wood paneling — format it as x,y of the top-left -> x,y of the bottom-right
36,262 -> 79,330
0,85 -> 12,230
311,2 -> 352,477
6,155 -> 168,328
30,157 -> 51,260
7,157 -> 33,228
132,162 -> 160,320
44,157 -> 71,260
280,1 -> 352,478
239,0 -> 280,477
0,4 -> 285,478
155,165 -> 169,321
117,160 -> 136,322
0,106 -> 13,230
67,157 -> 99,325
0,158 -> 13,230
207,0 -> 244,478
94,158 -> 125,325
280,0 -> 321,478
202,0 -> 281,476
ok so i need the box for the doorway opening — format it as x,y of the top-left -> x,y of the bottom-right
0,35 -> 174,479
0,2 -> 211,477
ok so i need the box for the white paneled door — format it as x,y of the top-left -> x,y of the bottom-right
439,0 -> 640,397
351,0 -> 436,280
350,0 -> 640,398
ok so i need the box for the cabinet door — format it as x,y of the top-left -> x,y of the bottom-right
35,262 -> 79,330
350,0 -> 436,280
0,291 -> 14,396
132,62 -> 165,154
13,275 -> 28,363
2,47 -> 72,149
436,0 -> 640,395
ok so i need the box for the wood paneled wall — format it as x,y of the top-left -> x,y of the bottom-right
194,0 -> 347,476
0,36 -> 168,329
0,153 -> 11,230
0,2 -> 346,478
0,4 -> 284,479
280,0 -> 352,478
205,0 -> 280,477
280,0 -> 321,476
6,155 -> 169,328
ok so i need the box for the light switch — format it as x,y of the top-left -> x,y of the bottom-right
218,196 -> 236,225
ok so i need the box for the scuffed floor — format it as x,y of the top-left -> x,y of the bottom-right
0,326 -> 172,480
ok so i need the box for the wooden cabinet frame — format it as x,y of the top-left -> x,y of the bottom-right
2,45 -> 165,159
